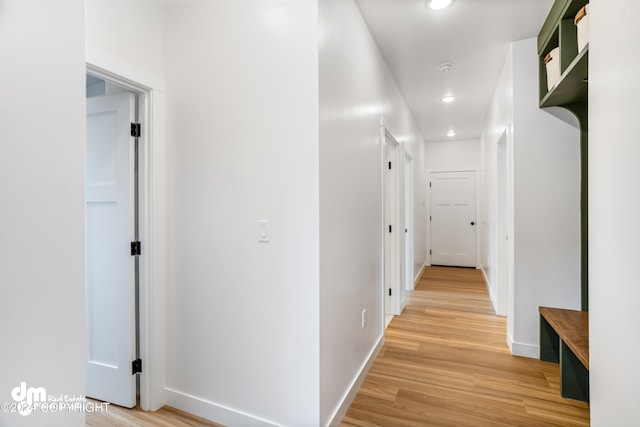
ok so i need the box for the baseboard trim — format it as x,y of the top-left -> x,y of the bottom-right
326,334 -> 385,427
413,263 -> 426,288
480,266 -> 499,315
508,337 -> 539,359
165,387 -> 283,427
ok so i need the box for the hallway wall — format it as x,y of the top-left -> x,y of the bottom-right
164,1 -> 320,426
480,38 -> 581,357
0,1 -> 86,426
589,0 -> 640,423
319,1 -> 427,424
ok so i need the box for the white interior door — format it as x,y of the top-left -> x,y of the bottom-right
430,171 -> 476,268
86,92 -> 137,408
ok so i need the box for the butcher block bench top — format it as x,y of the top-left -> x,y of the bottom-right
539,306 -> 589,369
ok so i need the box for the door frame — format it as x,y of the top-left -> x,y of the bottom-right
381,122 -> 405,316
496,128 -> 515,322
403,151 -> 414,293
86,63 -> 164,411
426,169 -> 479,268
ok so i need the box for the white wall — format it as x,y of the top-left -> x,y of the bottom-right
319,1 -> 427,424
425,139 -> 480,171
480,46 -> 513,311
480,38 -> 581,358
589,0 -> 640,423
164,1 -> 320,426
0,1 -> 86,426
86,0 -> 166,90
511,37 -> 581,356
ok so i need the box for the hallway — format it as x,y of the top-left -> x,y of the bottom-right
341,266 -> 590,426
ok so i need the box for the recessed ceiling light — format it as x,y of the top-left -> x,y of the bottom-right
447,130 -> 456,137
428,0 -> 454,11
442,95 -> 456,103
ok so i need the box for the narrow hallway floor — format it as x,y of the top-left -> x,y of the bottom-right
341,266 -> 590,426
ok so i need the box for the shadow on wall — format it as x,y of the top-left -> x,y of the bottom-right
542,106 -> 581,128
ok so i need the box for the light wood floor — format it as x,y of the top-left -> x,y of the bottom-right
341,266 -> 590,427
85,400 -> 224,427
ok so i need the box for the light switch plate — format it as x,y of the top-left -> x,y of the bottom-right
258,220 -> 269,242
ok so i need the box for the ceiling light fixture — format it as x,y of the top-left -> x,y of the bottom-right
438,62 -> 453,73
442,95 -> 456,103
428,0 -> 454,11
447,130 -> 456,137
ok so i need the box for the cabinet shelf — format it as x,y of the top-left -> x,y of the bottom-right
540,45 -> 588,108
538,0 -> 589,106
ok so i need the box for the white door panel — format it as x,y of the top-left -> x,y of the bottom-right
430,171 -> 476,268
86,93 -> 136,408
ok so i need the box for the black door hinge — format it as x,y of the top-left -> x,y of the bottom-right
430,216 -> 432,221
429,182 -> 432,187
131,241 -> 141,256
389,225 -> 392,233
132,358 -> 142,375
389,288 -> 392,296
388,161 -> 392,170
131,123 -> 141,138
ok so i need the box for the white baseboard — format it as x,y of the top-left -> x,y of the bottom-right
479,266 -> 499,315
507,336 -> 539,359
326,334 -> 385,427
165,387 -> 283,427
413,263 -> 426,288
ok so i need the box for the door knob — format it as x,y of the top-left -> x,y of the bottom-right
470,221 -> 475,226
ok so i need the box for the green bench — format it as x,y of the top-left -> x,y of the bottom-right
539,306 -> 589,402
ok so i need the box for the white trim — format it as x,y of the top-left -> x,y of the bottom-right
480,266 -> 499,315
327,334 -> 385,427
508,338 -> 539,359
414,263 -> 426,285
403,151 -> 414,293
165,388 -> 283,427
86,63 -> 166,411
495,127 -> 514,318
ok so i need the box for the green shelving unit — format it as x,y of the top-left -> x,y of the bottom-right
537,0 -> 589,312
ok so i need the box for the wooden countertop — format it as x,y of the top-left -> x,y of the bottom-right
539,306 -> 589,369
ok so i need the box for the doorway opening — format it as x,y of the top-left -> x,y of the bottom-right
85,70 -> 150,409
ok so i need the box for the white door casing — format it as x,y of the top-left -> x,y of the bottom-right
404,152 -> 414,292
85,92 -> 137,408
383,128 -> 405,315
430,171 -> 477,268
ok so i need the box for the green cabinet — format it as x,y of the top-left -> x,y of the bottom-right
538,0 -> 589,107
537,0 -> 589,311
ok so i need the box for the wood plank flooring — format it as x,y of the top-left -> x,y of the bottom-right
85,400 -> 224,427
341,266 -> 590,427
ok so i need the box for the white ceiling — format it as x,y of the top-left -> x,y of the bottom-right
354,0 -> 554,142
